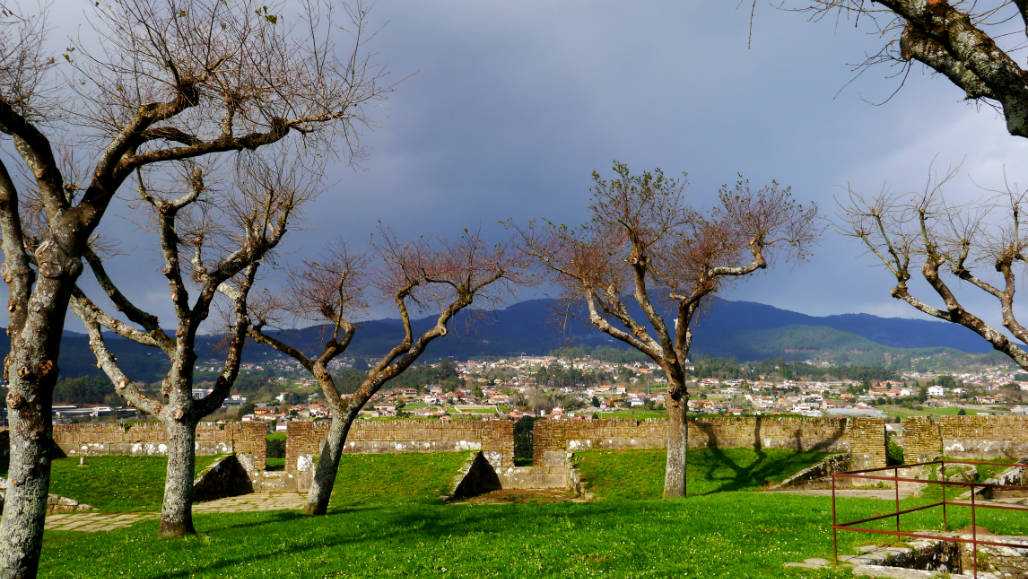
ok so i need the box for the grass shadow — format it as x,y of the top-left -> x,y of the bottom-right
691,417 -> 843,495
159,502 -> 628,578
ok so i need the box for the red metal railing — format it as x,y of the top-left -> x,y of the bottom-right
832,459 -> 1028,578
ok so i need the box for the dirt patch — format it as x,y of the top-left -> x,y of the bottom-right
450,488 -> 581,505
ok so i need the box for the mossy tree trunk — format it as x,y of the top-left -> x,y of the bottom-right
0,248 -> 79,577
303,408 -> 356,515
663,386 -> 689,498
159,417 -> 199,538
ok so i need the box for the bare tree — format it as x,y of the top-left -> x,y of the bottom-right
0,0 -> 383,573
843,168 -> 1028,368
517,162 -> 818,498
774,1 -> 1028,138
70,159 -> 304,537
242,230 -> 518,515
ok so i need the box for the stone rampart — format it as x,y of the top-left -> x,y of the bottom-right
901,415 -> 1028,460
534,416 -> 886,470
898,416 -> 941,462
52,422 -> 267,471
42,414 -> 1028,492
285,419 -> 514,490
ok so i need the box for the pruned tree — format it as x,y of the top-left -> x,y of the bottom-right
0,0 -> 383,572
516,162 -> 818,498
241,230 -> 518,515
70,159 -> 305,537
842,167 -> 1028,369
773,1 -> 1028,138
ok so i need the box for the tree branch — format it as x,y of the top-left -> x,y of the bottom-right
194,263 -> 257,416
629,253 -> 675,357
0,100 -> 67,218
81,245 -> 173,353
69,292 -> 165,416
584,289 -> 660,359
0,157 -> 33,334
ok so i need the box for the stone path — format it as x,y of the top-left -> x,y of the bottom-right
44,492 -> 306,532
193,492 -> 306,514
45,512 -> 151,532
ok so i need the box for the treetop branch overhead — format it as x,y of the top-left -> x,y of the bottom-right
779,0 -> 1028,137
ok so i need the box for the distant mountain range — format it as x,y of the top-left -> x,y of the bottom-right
1,296 -> 1013,380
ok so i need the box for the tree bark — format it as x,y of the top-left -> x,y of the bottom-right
302,409 -> 356,516
0,280 -> 72,577
0,373 -> 52,578
159,418 -> 198,538
663,389 -> 689,499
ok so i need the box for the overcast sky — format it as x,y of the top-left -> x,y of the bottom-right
12,1 -> 1028,330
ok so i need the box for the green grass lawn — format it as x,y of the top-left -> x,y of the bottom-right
45,455 -> 221,512
327,452 -> 468,509
575,447 -> 832,499
879,405 -> 990,419
595,408 -> 668,420
31,449 -> 1028,577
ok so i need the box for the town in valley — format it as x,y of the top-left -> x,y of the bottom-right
33,351 -> 1028,429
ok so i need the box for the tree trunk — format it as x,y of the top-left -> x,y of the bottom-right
0,288 -> 70,577
303,409 -> 356,516
0,373 -> 52,578
663,390 -> 689,499
159,418 -> 198,538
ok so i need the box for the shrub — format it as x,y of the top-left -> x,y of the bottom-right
885,431 -> 904,466
267,433 -> 287,459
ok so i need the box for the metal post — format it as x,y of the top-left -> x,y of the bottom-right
942,461 -> 948,532
894,466 -> 901,533
971,482 -> 977,579
832,474 -> 838,565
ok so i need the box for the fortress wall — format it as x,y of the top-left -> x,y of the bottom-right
898,416 -> 942,462
900,415 -> 1028,460
533,416 -> 885,469
51,421 -> 267,471
284,420 -> 514,483
41,414 -> 1028,487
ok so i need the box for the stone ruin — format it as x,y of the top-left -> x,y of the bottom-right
3,414 -> 1028,501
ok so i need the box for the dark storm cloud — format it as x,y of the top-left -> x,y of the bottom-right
7,1 -> 1027,329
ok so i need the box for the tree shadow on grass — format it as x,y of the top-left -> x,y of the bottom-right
194,509 -> 306,532
690,418 -> 841,495
159,503 -> 629,578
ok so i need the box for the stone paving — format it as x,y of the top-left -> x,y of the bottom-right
784,541 -> 1013,578
45,512 -> 151,532
44,492 -> 306,532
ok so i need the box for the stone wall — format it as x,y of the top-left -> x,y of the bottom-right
899,416 -> 942,462
52,422 -> 267,471
846,417 -> 889,469
902,415 -> 1028,460
534,416 -> 886,469
285,419 -> 514,490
